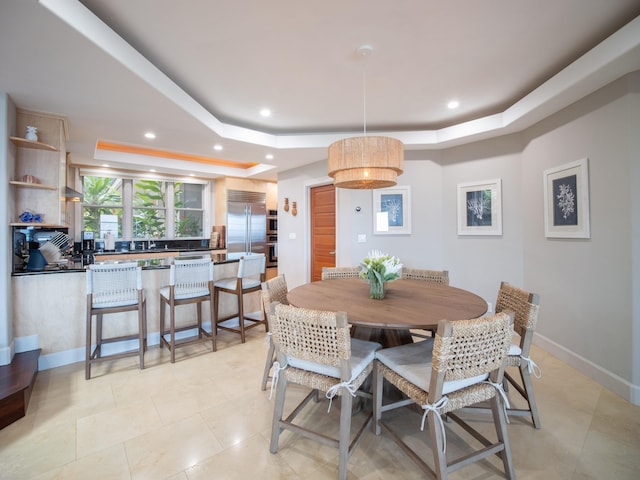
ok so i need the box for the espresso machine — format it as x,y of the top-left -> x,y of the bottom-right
81,231 -> 95,265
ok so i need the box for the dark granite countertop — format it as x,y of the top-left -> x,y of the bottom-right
12,250 -> 240,276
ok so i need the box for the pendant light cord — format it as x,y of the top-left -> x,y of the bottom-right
362,62 -> 367,138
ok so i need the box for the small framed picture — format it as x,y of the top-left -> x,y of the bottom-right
457,179 -> 502,236
373,186 -> 411,235
543,158 -> 590,238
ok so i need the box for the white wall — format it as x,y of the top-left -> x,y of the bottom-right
521,72 -> 639,400
276,72 -> 639,404
277,160 -> 328,288
441,134 -> 525,305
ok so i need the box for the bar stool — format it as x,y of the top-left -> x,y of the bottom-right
159,257 -> 216,363
85,262 -> 147,380
214,253 -> 266,343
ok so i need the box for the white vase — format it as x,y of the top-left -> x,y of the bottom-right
25,126 -> 38,142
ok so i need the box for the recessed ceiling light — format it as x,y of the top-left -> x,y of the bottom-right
265,153 -> 274,160
144,132 -> 156,139
101,164 -> 110,168
213,144 -> 223,151
447,100 -> 460,109
189,173 -> 195,177
149,169 -> 156,172
260,108 -> 271,117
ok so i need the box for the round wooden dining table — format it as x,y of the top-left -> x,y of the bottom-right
287,278 -> 487,347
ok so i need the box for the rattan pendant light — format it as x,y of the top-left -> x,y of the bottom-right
328,45 -> 404,189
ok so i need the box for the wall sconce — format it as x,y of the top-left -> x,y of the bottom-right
284,198 -> 289,212
291,202 -> 297,216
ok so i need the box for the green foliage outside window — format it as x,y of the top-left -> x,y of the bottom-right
82,176 -> 122,235
133,179 -> 166,238
82,176 -> 203,239
174,182 -> 203,237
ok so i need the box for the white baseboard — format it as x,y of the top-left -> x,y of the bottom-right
0,340 -> 14,366
534,332 -> 639,406
15,334 -> 39,352
35,325 -> 212,371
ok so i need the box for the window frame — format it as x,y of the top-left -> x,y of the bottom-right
81,174 -> 209,241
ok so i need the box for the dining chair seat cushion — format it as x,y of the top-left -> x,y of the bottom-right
287,338 -> 381,379
376,340 -> 488,395
508,343 -> 522,356
159,285 -> 210,301
214,277 -> 262,290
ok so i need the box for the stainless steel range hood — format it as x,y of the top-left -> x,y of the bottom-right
63,187 -> 84,202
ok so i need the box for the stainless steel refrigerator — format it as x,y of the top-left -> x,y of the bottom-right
226,190 -> 267,256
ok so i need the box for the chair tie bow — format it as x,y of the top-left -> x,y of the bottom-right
268,360 -> 288,400
520,355 -> 542,378
420,397 -> 449,453
484,380 -> 511,422
325,380 -> 358,413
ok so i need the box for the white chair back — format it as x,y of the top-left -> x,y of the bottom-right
87,262 -> 141,308
237,253 -> 266,279
170,257 -> 213,299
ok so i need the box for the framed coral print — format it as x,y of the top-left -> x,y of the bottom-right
543,158 -> 590,238
373,186 -> 411,235
457,179 -> 502,235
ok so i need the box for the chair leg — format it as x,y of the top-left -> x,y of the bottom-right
196,301 -> 203,339
213,288 -> 220,330
238,293 -> 246,343
338,390 -> 353,480
143,299 -> 148,351
138,302 -> 145,371
159,297 -> 166,350
170,305 -> 176,364
519,364 -> 542,428
208,294 -> 217,352
270,370 -> 288,453
491,394 -> 515,479
85,307 -> 92,380
261,340 -> 275,391
96,313 -> 103,359
372,362 -> 383,435
428,409 -> 448,479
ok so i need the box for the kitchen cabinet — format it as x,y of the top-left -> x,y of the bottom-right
9,109 -> 68,227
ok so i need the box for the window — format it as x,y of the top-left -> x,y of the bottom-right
82,176 -> 123,237
133,179 -> 166,238
82,176 -> 205,240
174,182 -> 203,237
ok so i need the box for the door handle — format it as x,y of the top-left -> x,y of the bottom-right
329,251 -> 336,255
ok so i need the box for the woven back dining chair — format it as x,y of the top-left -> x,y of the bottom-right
401,268 -> 449,338
260,274 -> 289,390
269,303 -> 381,480
85,262 -> 147,380
159,257 -> 216,363
214,253 -> 266,343
373,311 -> 515,479
495,281 -> 541,428
401,268 -> 449,285
321,266 -> 361,280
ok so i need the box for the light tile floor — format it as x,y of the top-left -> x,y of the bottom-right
1,328 -> 639,479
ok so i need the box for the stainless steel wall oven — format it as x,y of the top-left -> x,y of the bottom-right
267,209 -> 278,235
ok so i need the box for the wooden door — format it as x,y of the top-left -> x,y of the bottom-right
310,184 -> 336,282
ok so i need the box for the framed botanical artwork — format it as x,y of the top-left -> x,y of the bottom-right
543,158 -> 590,238
457,179 -> 502,235
373,186 -> 411,235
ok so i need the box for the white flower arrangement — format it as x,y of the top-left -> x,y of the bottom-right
360,250 -> 402,284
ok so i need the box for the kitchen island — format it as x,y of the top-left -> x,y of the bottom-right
12,251 -> 264,369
